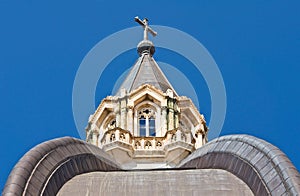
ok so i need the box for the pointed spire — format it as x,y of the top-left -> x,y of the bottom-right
115,17 -> 177,96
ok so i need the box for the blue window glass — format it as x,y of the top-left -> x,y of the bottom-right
139,117 -> 146,136
149,117 -> 155,136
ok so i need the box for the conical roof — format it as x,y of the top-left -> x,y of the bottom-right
115,44 -> 177,96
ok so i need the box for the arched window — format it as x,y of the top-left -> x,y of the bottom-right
107,119 -> 116,130
149,117 -> 155,136
138,108 -> 156,137
139,116 -> 146,136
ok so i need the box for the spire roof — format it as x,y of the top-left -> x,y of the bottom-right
115,52 -> 177,96
115,16 -> 177,96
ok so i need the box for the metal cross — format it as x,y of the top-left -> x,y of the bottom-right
134,16 -> 157,40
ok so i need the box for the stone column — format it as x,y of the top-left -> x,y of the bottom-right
120,99 -> 127,129
134,110 -> 138,136
115,105 -> 120,128
176,129 -> 181,141
166,132 -> 172,144
186,133 -> 191,143
106,133 -> 110,144
174,112 -> 179,129
141,139 -> 145,149
152,138 -> 156,148
168,99 -> 175,130
196,133 -> 203,148
92,131 -> 98,146
125,133 -> 130,143
168,109 -> 174,130
145,116 -> 149,136
115,129 -> 120,141
161,106 -> 167,135
127,106 -> 133,133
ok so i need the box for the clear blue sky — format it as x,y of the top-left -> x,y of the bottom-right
1,0 -> 299,191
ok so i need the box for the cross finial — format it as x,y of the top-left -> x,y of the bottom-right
134,16 -> 157,40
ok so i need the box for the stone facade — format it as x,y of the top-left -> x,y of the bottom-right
85,83 -> 208,168
84,26 -> 209,168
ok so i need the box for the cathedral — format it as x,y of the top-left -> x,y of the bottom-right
3,17 -> 300,196
85,16 -> 208,169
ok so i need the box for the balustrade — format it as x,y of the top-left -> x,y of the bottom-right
101,128 -> 192,149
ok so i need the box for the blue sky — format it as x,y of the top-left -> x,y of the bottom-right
1,0 -> 300,191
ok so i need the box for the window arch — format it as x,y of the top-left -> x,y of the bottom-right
156,141 -> 162,148
139,116 -> 146,136
110,133 -> 115,142
107,119 -> 116,130
120,133 -> 125,141
144,140 -> 152,149
135,141 -> 141,149
138,108 -> 156,137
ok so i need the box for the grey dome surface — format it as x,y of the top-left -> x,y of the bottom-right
3,135 -> 300,196
58,169 -> 253,196
2,137 -> 121,196
179,134 -> 300,195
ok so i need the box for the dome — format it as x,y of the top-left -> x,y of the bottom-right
137,40 -> 155,56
